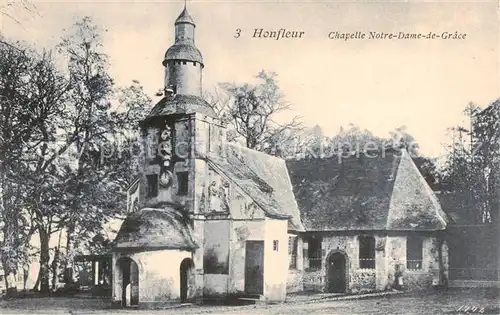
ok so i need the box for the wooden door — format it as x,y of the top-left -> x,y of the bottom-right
328,253 -> 346,293
120,259 -> 130,307
129,260 -> 139,305
244,241 -> 264,294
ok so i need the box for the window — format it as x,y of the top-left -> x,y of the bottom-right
146,174 -> 158,198
177,172 -> 189,196
307,237 -> 322,270
288,236 -> 298,269
273,240 -> 279,251
407,236 -> 423,270
359,235 -> 375,269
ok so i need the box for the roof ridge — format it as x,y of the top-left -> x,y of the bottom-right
385,150 -> 446,230
227,142 -> 285,163
402,150 -> 448,227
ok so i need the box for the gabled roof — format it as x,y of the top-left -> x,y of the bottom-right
208,143 -> 305,232
113,207 -> 197,251
286,149 -> 447,231
144,95 -> 217,122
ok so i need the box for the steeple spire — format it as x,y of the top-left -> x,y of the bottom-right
175,3 -> 195,26
162,4 -> 204,95
145,2 -> 217,120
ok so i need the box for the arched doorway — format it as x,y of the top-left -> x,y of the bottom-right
327,252 -> 348,293
179,258 -> 194,302
117,257 -> 139,307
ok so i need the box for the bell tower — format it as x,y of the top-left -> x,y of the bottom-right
163,5 -> 203,96
138,3 -> 221,213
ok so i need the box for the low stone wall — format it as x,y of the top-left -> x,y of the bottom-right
302,270 -> 323,292
351,269 -> 376,293
286,270 -> 304,293
403,271 -> 435,291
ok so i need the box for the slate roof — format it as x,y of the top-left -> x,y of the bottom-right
113,207 -> 197,251
208,143 -> 305,232
175,7 -> 195,25
144,94 -> 217,121
286,149 -> 447,231
164,44 -> 204,66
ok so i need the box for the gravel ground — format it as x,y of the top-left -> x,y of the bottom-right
0,288 -> 498,315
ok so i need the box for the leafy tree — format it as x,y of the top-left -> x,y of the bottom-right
439,101 -> 499,224
389,125 -> 419,156
55,17 -> 151,287
0,39 -> 69,295
216,71 -> 303,152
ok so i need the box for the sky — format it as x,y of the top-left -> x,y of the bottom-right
1,0 -> 499,159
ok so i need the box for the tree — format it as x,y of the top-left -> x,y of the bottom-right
472,100 -> 499,224
55,17 -> 151,287
0,16 -> 151,294
389,125 -> 419,156
439,100 -> 499,224
0,39 -> 69,295
217,71 -> 303,153
331,123 -> 386,154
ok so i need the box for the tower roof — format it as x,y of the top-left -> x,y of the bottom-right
112,207 -> 197,251
175,7 -> 195,26
164,6 -> 203,66
144,94 -> 218,122
164,44 -> 203,66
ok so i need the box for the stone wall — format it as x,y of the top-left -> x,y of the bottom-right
164,60 -> 202,96
286,270 -> 303,292
351,270 -> 376,293
303,270 -> 322,291
228,220 -> 266,294
204,221 -> 230,275
140,117 -> 196,211
297,233 -> 447,294
388,236 -> 447,290
112,249 -> 195,306
385,236 -> 443,291
264,218 -> 288,302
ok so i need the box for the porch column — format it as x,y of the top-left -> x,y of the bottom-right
95,260 -> 100,285
375,236 -> 389,290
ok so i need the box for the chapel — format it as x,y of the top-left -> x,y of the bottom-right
111,5 -> 449,308
111,6 -> 302,308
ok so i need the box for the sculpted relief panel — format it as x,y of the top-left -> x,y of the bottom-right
208,177 -> 230,213
175,120 -> 191,160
